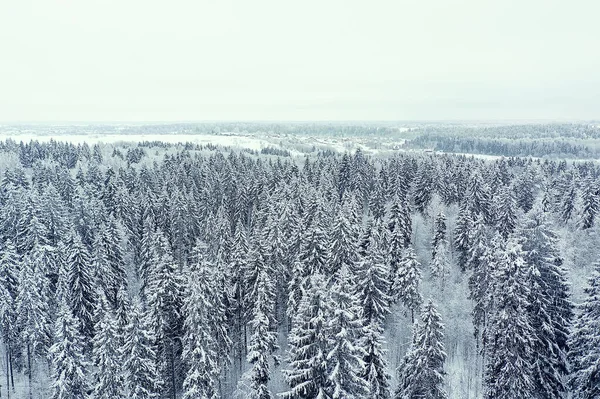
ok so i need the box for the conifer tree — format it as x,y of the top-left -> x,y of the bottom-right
182,249 -> 219,399
91,295 -> 125,399
396,300 -> 447,399
16,253 -> 52,398
494,186 -> 517,239
453,200 -> 473,271
561,180 -> 577,225
431,212 -> 447,260
329,198 -> 360,277
123,300 -> 162,399
247,269 -> 278,399
578,176 -> 599,230
66,233 -> 96,340
568,262 -> 600,399
282,274 -> 330,399
326,266 -> 369,399
363,320 -> 391,399
356,222 -> 391,326
146,232 -> 185,399
466,172 -> 492,224
484,241 -> 536,399
390,247 -> 423,323
517,204 -> 573,399
50,301 -> 89,399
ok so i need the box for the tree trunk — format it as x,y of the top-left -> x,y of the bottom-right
170,340 -> 176,399
8,347 -> 13,392
5,346 -> 9,399
27,343 -> 32,399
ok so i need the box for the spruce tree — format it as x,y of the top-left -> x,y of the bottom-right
396,300 -> 447,399
484,240 -> 536,399
431,212 -> 447,260
453,200 -> 473,271
146,231 -> 185,399
517,204 -> 573,399
356,222 -> 391,326
326,265 -> 369,399
65,233 -> 96,340
50,301 -> 89,399
182,250 -> 219,399
247,269 -> 278,399
16,253 -> 52,397
123,300 -> 162,399
568,262 -> 600,399
363,320 -> 391,399
578,176 -> 599,230
282,274 -> 330,399
494,186 -> 517,239
91,295 -> 125,399
390,246 -> 423,323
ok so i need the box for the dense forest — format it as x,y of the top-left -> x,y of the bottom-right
407,123 -> 600,158
0,138 -> 599,399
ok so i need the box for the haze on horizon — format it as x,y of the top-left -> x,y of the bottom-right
1,0 -> 599,123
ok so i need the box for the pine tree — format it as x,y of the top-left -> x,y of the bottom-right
396,300 -> 447,399
91,295 -> 125,399
282,274 -> 330,399
484,241 -> 536,399
390,246 -> 423,323
50,301 -> 89,399
123,300 -> 162,399
568,262 -> 600,399
326,266 -> 369,399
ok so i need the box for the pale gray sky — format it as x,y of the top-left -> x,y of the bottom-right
1,0 -> 599,122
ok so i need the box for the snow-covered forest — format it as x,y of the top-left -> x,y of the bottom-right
0,135 -> 599,399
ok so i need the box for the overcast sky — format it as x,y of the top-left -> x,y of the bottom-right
1,0 -> 599,122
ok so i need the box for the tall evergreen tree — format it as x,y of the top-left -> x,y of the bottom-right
123,300 -> 162,399
517,204 -> 573,399
494,186 -> 517,239
568,262 -> 600,399
50,302 -> 89,399
182,249 -> 219,399
91,295 -> 126,399
282,274 -> 330,399
146,231 -> 185,399
326,266 -> 369,399
16,253 -> 52,398
484,241 -> 536,399
390,246 -> 423,323
65,233 -> 96,340
578,176 -> 599,230
396,300 -> 447,399
247,269 -> 278,399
